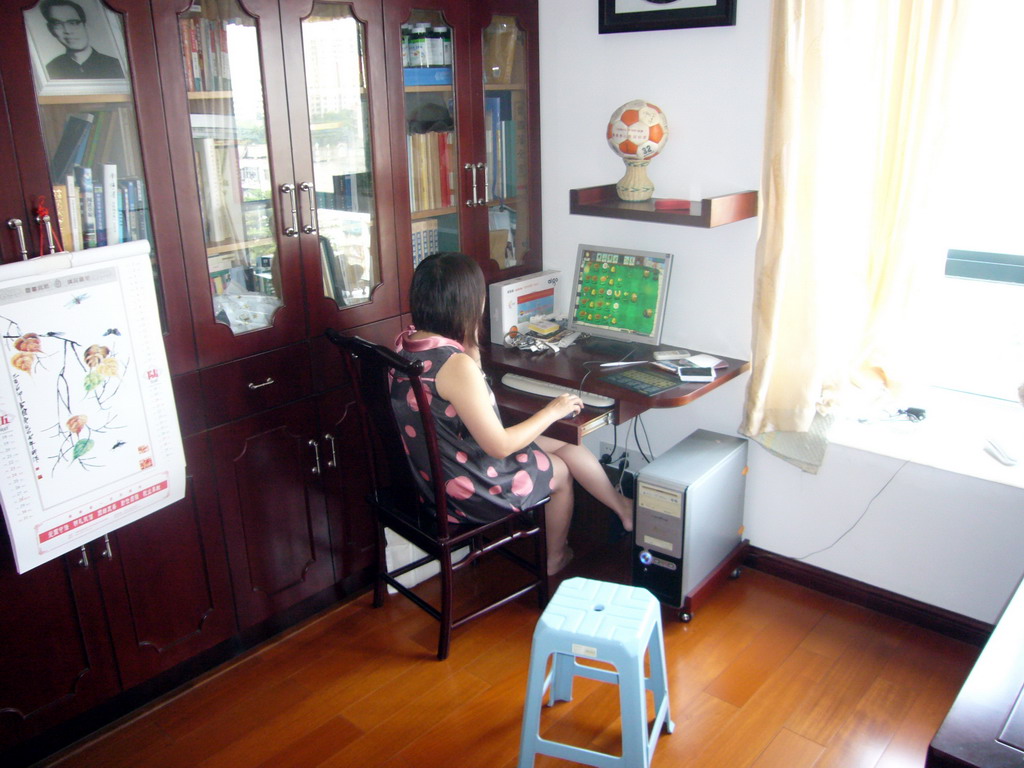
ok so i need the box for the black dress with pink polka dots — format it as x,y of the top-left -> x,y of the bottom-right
392,329 -> 554,524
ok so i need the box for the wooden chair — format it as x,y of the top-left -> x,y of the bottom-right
326,329 -> 549,660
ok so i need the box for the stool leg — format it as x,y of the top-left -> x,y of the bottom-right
617,656 -> 651,768
647,616 -> 675,736
549,651 -> 576,704
517,648 -> 552,768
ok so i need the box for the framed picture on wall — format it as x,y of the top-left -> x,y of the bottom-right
599,0 -> 737,34
25,0 -> 130,97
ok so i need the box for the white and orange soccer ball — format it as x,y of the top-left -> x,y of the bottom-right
606,100 -> 669,161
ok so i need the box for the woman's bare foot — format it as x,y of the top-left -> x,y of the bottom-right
616,496 -> 634,532
547,546 -> 574,576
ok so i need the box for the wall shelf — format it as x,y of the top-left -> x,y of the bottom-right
569,185 -> 758,228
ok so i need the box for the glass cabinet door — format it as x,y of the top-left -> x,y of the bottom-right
481,13 -> 531,270
400,8 -> 460,267
178,0 -> 281,336
27,1 -> 151,257
299,3 -> 379,309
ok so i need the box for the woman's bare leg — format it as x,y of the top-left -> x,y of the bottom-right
545,451 -> 574,574
537,436 -> 634,532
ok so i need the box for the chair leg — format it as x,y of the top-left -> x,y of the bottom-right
535,507 -> 549,608
373,518 -> 387,608
437,543 -> 455,660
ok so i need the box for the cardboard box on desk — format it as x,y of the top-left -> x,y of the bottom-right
488,270 -> 561,344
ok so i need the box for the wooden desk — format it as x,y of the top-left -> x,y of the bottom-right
927,573 -> 1024,767
483,342 -> 750,444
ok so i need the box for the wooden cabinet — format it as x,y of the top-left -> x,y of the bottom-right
0,433 -> 232,749
0,0 -> 541,761
154,0 -> 402,369
384,0 -> 542,298
211,396 -> 335,628
0,0 -> 196,373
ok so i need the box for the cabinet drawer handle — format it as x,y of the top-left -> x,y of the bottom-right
464,163 -> 479,207
309,439 -> 321,475
299,181 -> 319,235
324,433 -> 337,468
36,213 -> 57,254
247,377 -> 275,391
6,218 -> 28,260
280,183 -> 299,237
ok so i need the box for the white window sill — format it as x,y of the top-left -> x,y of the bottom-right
829,388 -> 1024,490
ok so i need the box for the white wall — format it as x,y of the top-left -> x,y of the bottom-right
538,0 -> 1024,624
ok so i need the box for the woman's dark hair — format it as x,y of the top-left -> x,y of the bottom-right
410,252 -> 485,346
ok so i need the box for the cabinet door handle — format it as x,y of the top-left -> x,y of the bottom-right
280,183 -> 299,237
248,376 -> 275,390
464,163 -> 479,207
309,439 -> 322,475
298,181 -> 319,235
481,162 -> 490,204
6,218 -> 28,260
36,213 -> 57,254
324,433 -> 337,468
77,545 -> 90,568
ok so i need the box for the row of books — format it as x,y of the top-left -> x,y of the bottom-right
180,9 -> 233,92
484,95 -> 523,201
50,109 -> 138,185
51,165 -> 148,252
411,219 -> 439,268
407,130 -> 455,213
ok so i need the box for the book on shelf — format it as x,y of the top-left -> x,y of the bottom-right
65,173 -> 83,251
50,113 -> 94,184
51,184 -> 71,252
180,13 -> 232,92
74,165 -> 98,249
93,180 -> 106,246
411,218 -> 439,268
194,136 -> 244,245
407,130 -> 455,212
102,164 -> 121,245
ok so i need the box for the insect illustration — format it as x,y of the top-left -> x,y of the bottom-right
112,441 -> 126,449
65,293 -> 89,307
103,328 -> 121,336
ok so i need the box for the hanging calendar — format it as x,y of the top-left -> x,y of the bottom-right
0,241 -> 185,573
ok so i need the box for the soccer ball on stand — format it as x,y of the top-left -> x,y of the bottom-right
606,100 -> 670,201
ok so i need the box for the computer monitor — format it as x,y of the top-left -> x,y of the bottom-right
567,244 -> 672,353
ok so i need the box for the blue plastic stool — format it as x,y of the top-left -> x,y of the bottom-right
517,577 -> 674,768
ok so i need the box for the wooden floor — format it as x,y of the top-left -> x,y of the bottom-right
38,534 -> 978,768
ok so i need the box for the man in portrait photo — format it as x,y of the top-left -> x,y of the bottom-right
40,0 -> 125,80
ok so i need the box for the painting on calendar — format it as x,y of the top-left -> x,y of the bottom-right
0,242 -> 185,573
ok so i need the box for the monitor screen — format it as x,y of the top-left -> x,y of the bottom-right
567,244 -> 672,348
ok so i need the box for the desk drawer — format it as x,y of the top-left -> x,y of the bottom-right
496,389 -> 613,445
200,345 -> 312,427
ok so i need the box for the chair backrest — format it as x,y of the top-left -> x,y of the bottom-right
325,329 -> 455,537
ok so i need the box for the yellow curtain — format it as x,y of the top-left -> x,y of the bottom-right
741,0 -> 961,461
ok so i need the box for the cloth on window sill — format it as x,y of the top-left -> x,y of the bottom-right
750,412 -> 835,473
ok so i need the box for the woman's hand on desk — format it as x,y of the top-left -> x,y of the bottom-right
545,392 -> 584,420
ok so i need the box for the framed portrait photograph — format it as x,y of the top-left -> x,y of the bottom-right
599,0 -> 737,34
25,0 -> 130,98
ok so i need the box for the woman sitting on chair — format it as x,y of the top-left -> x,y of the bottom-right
392,252 -> 634,575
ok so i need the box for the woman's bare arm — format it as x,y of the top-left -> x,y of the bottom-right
435,352 -> 581,459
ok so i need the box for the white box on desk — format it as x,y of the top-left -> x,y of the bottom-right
488,270 -> 561,344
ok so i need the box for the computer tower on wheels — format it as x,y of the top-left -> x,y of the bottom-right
632,429 -> 748,622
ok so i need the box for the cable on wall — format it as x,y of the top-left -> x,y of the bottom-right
794,460 -> 909,560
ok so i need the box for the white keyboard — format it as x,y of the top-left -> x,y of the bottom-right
500,373 -> 615,409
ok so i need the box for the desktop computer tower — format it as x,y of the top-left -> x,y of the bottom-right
632,429 -> 748,621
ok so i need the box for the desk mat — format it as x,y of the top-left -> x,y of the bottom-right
600,367 -> 682,396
